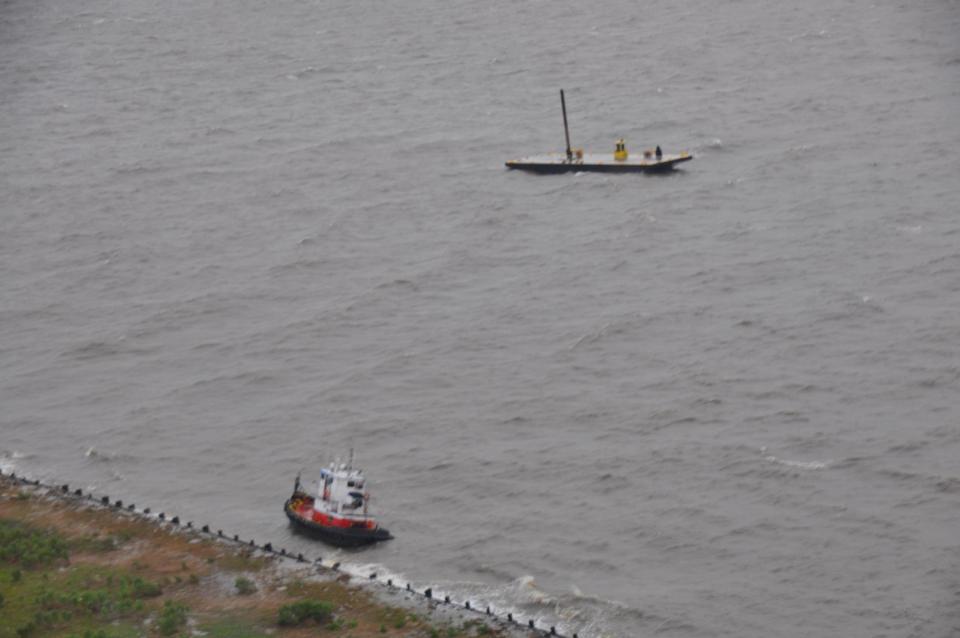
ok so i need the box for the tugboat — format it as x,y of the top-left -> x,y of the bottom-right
505,90 -> 693,174
284,453 -> 392,547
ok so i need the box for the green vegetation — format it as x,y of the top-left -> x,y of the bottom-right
131,576 -> 162,598
71,534 -> 117,553
1,568 -> 164,637
198,618 -> 272,638
276,599 -> 334,626
461,619 -> 492,634
427,623 -> 483,638
0,519 -> 167,638
215,551 -> 269,572
157,600 -> 188,635
0,483 -> 509,638
0,519 -> 69,568
234,576 -> 257,595
66,628 -> 141,638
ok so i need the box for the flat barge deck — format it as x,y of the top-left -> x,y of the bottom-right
506,89 -> 693,175
506,151 -> 692,173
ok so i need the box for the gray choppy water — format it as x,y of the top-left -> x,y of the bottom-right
3,1 -> 960,636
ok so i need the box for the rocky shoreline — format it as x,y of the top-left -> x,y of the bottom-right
0,472 -> 546,638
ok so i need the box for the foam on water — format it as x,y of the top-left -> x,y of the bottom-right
0,451 -> 29,475
763,456 -> 830,471
759,446 -> 831,470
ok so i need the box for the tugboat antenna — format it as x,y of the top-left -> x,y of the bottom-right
348,447 -> 354,471
560,89 -> 573,161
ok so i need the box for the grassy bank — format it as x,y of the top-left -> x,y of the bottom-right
0,479 -> 510,638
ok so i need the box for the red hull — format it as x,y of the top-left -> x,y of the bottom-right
284,493 -> 391,547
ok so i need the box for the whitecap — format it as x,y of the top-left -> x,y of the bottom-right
339,560 -> 407,587
764,454 -> 830,470
1,450 -> 31,474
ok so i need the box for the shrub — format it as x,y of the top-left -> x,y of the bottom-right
132,576 -> 162,598
234,576 -> 257,595
0,520 -> 69,568
158,600 -> 188,636
33,610 -> 57,627
276,600 -> 334,627
72,534 -> 117,553
74,589 -> 109,614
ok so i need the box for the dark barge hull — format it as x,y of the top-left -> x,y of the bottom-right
506,153 -> 692,174
284,499 -> 392,548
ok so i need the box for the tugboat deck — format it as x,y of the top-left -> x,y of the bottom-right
284,453 -> 391,547
506,152 -> 692,174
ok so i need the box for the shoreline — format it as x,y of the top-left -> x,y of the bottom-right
0,470 -> 570,638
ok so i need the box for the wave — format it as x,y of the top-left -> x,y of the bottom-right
60,338 -> 158,361
284,65 -> 337,80
83,446 -> 135,463
337,560 -> 409,588
876,467 -> 960,493
318,558 -> 636,638
0,450 -> 30,474
760,447 -> 831,470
